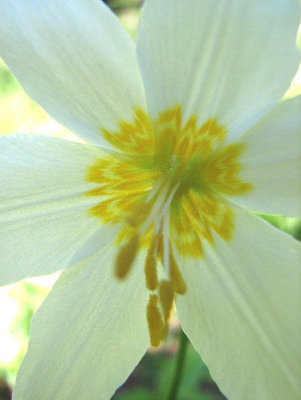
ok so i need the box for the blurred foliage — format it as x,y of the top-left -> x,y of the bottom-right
0,0 -> 300,399
112,328 -> 226,400
0,284 -> 50,385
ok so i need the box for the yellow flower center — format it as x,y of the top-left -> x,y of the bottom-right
85,105 -> 252,346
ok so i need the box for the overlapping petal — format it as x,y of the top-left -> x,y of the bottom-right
137,0 -> 300,139
0,0 -> 146,148
0,2 -> 300,400
228,95 -> 301,217
176,206 -> 301,400
12,246 -> 149,400
0,134 -> 106,285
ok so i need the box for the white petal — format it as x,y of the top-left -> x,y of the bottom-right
0,134 -> 105,285
12,246 -> 149,400
229,96 -> 301,217
137,0 -> 300,138
176,207 -> 301,400
0,0 -> 146,148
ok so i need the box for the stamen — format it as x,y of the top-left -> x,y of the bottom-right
145,174 -> 165,203
146,294 -> 164,347
114,233 -> 139,279
152,184 -> 179,276
144,237 -> 159,291
160,183 -> 180,217
140,182 -> 171,236
159,280 -> 174,321
163,210 -> 170,276
126,202 -> 151,228
157,233 -> 164,261
152,183 -> 179,238
169,249 -> 186,294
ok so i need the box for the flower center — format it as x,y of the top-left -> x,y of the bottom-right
85,105 -> 252,346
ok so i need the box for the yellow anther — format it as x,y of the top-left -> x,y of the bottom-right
159,280 -> 174,321
169,251 -> 186,294
114,233 -> 139,279
144,238 -> 159,291
126,202 -> 151,228
146,295 -> 164,347
157,233 -> 164,261
162,321 -> 169,341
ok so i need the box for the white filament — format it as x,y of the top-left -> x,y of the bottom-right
163,208 -> 171,276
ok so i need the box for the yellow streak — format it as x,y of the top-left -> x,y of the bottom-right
86,105 -> 252,262
102,108 -> 155,155
84,105 -> 256,348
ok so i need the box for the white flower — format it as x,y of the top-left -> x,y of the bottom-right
0,1 -> 301,399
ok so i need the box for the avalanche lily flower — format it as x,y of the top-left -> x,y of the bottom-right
0,0 -> 301,399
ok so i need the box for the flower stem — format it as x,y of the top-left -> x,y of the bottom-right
167,328 -> 189,400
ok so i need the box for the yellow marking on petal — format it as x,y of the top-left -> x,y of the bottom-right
211,207 -> 234,241
114,233 -> 139,279
146,295 -> 164,347
85,105 -> 254,346
159,280 -> 174,320
86,105 -> 252,261
85,186 -> 108,197
203,144 -> 253,195
102,109 -> 155,155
